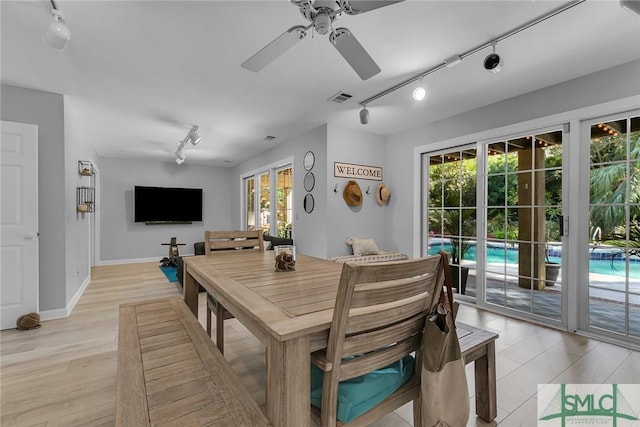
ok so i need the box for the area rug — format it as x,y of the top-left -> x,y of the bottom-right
159,265 -> 178,283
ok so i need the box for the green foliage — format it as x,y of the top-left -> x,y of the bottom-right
604,220 -> 640,258
589,132 -> 640,235
429,157 -> 477,264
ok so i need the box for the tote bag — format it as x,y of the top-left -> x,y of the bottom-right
420,253 -> 470,427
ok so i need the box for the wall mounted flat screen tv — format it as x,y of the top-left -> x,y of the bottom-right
134,186 -> 203,224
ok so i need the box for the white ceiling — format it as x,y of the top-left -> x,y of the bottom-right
2,0 -> 639,166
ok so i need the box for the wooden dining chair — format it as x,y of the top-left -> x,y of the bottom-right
204,230 -> 264,354
310,253 -> 447,426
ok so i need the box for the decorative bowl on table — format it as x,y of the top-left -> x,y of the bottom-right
274,245 -> 296,271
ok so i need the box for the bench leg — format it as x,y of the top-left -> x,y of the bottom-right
216,305 -> 225,354
474,341 -> 497,422
206,305 -> 212,337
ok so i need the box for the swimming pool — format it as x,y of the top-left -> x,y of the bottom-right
428,242 -> 640,279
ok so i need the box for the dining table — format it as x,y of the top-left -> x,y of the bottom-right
183,250 -> 343,427
182,250 -> 498,427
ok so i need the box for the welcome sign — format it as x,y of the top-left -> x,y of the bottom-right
334,162 -> 382,181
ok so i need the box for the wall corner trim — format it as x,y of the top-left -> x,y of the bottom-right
39,274 -> 91,321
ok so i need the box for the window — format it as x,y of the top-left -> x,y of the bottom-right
243,163 -> 293,238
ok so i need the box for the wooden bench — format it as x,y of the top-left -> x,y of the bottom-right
457,322 -> 498,422
116,296 -> 271,426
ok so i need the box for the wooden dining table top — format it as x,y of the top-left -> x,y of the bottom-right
183,251 -> 344,342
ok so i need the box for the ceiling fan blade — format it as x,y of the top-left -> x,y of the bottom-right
241,25 -> 307,72
341,0 -> 405,15
330,28 -> 380,80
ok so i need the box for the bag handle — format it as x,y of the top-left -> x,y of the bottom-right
438,250 -> 458,324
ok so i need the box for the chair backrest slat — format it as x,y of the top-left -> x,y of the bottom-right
345,295 -> 432,335
341,313 -> 426,357
338,334 -> 422,382
204,230 -> 264,253
350,271 -> 440,308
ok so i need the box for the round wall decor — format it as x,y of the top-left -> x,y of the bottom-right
303,151 -> 315,171
303,172 -> 315,192
304,193 -> 315,213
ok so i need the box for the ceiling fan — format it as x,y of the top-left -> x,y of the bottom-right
241,0 -> 405,80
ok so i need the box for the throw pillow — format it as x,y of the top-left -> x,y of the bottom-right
346,237 -> 380,256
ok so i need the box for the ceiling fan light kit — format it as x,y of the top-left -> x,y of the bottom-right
241,0 -> 405,80
42,2 -> 71,51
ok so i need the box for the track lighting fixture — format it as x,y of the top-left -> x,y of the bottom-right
355,0 -> 586,124
620,0 -> 640,17
483,43 -> 503,74
359,106 -> 370,125
42,1 -> 71,51
412,79 -> 426,101
174,125 -> 201,164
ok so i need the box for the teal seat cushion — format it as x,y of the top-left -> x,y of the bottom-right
310,355 -> 415,423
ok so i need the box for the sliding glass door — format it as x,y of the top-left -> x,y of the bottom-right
426,145 -> 478,299
423,126 -> 567,325
483,128 -> 565,323
583,112 -> 640,342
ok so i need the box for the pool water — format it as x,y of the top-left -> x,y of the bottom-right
428,242 -> 640,279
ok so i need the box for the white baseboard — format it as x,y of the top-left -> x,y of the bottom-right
98,254 -> 195,266
39,307 -> 68,322
98,256 -> 160,266
40,274 -> 91,321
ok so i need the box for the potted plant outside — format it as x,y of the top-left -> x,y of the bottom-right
442,209 -> 476,294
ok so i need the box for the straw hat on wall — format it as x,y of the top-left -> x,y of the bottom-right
376,183 -> 390,206
343,180 -> 363,207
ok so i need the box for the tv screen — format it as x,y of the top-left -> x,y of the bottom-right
134,186 -> 203,223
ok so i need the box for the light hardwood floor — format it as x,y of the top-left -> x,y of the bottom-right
1,262 -> 638,426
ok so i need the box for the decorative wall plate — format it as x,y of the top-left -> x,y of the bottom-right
304,151 -> 315,171
304,193 -> 314,213
304,172 -> 315,192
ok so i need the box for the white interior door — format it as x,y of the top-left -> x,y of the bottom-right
1,120 -> 38,330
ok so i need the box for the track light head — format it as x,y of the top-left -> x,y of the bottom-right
175,150 -> 185,164
483,43 -> 503,74
187,125 -> 201,145
483,53 -> 503,73
359,107 -> 369,125
42,9 -> 71,51
412,84 -> 426,101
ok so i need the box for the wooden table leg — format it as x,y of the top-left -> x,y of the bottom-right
266,335 -> 310,427
474,341 -> 497,422
183,266 -> 199,317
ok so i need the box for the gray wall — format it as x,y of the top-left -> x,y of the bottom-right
1,85 -> 67,311
385,59 -> 640,257
231,123 -> 390,258
64,99 -> 97,303
98,156 -> 232,262
326,124 -> 389,257
231,124 -> 328,258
